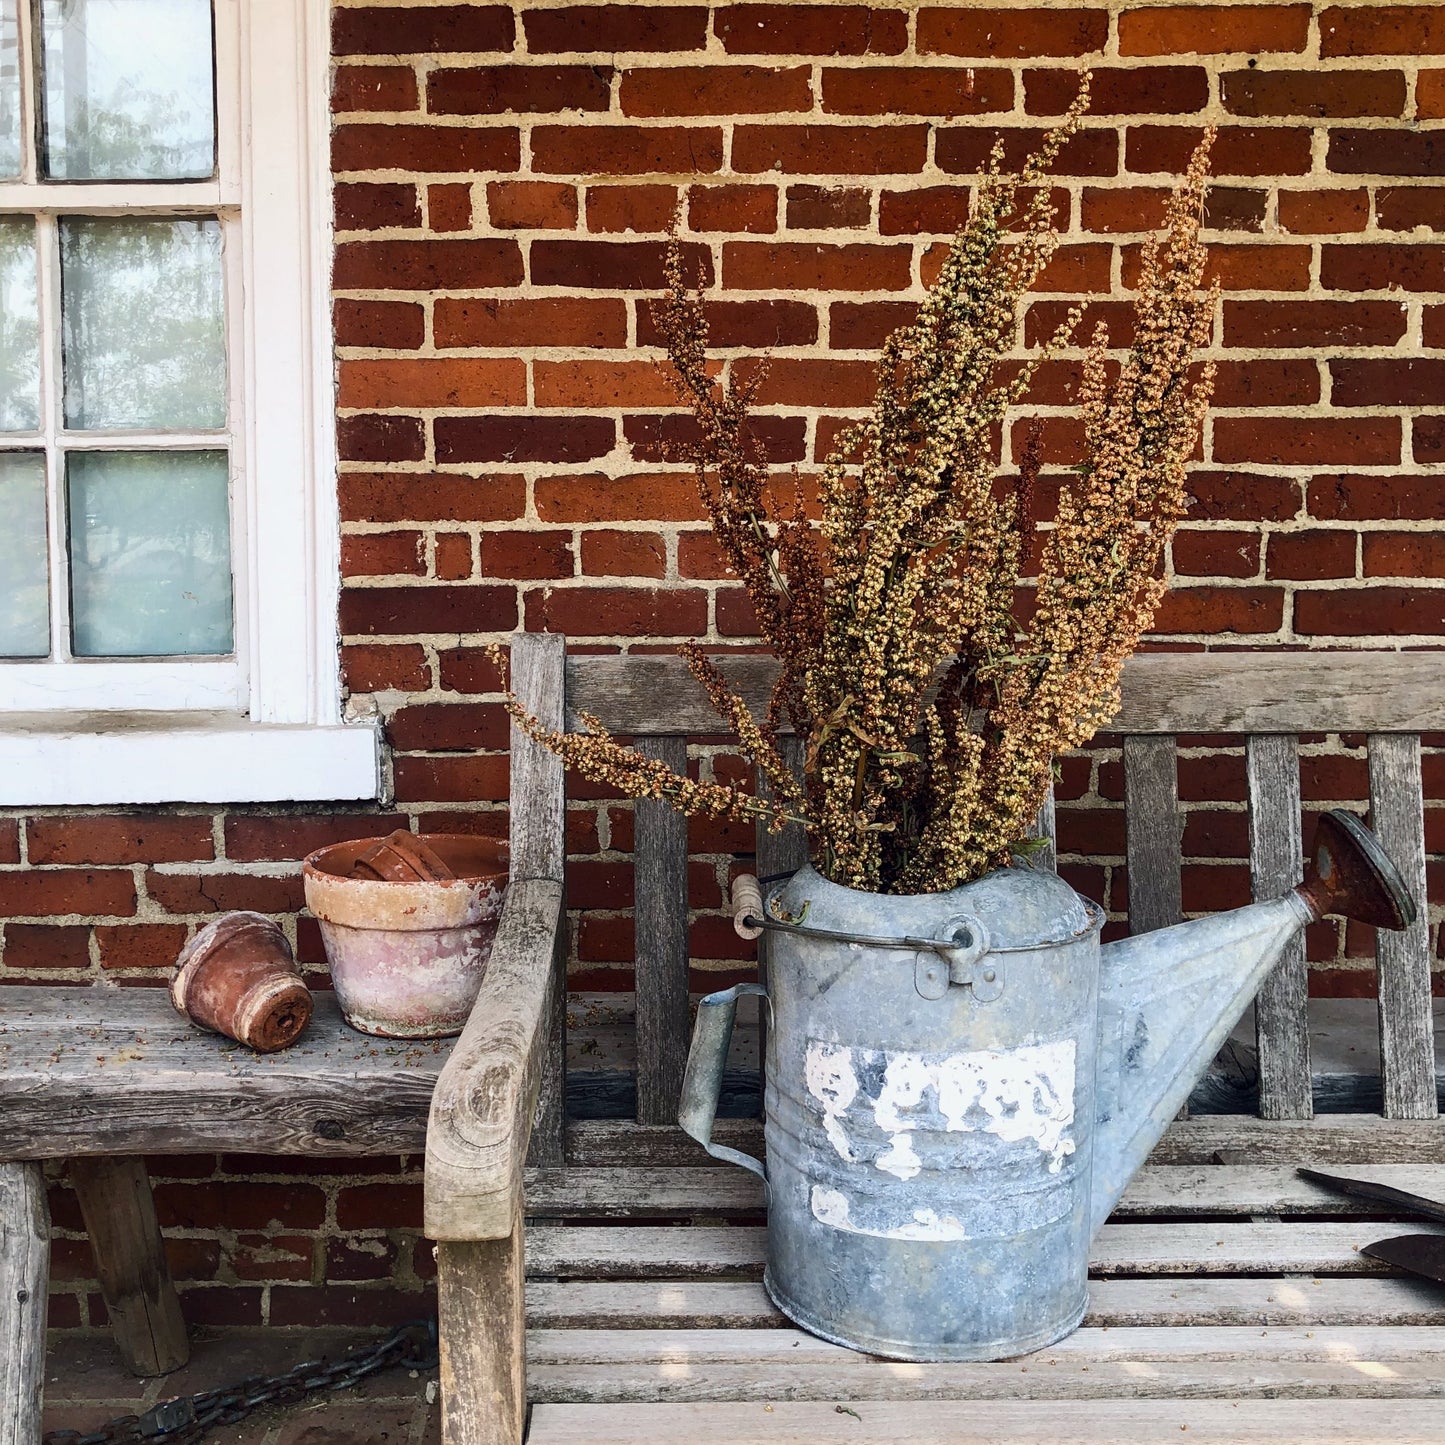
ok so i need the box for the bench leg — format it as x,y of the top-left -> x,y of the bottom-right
70,1157 -> 188,1377
437,1213 -> 525,1445
1,1161 -> 48,1445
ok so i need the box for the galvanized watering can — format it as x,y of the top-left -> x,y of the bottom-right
679,810 -> 1415,1361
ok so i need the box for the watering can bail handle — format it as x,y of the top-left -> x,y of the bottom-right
1296,808 -> 1416,932
678,983 -> 769,1194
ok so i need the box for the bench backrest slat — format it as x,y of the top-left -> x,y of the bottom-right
1123,736 -> 1183,936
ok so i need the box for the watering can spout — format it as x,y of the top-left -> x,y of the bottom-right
1089,809 -> 1415,1236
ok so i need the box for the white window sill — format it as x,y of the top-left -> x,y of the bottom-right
0,714 -> 382,805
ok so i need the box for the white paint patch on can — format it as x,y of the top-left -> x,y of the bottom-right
810,1185 -> 970,1241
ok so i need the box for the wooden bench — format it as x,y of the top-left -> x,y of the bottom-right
4,634 -> 1442,1444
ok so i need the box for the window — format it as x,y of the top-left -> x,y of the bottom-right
0,0 -> 378,804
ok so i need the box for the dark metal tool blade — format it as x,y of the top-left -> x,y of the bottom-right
1360,1233 -> 1445,1285
1297,1167 -> 1445,1224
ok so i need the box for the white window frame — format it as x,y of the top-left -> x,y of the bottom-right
0,0 -> 379,804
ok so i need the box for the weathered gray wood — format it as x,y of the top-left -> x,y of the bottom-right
1123,735 -> 1182,935
0,1161 -> 47,1445
0,989 -> 445,1159
530,1398 -> 1445,1445
633,735 -> 690,1126
69,1156 -> 188,1377
1248,734 -> 1312,1120
1369,734 -> 1437,1120
438,1216 -> 525,1445
425,878 -> 563,1241
1025,784 -> 1057,874
509,633 -> 568,1167
567,652 -> 1445,737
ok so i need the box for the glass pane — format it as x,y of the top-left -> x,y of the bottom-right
61,216 -> 225,430
0,0 -> 20,178
0,452 -> 50,656
67,449 -> 232,656
0,218 -> 40,430
40,0 -> 215,180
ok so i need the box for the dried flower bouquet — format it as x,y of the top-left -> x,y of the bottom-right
495,90 -> 1219,896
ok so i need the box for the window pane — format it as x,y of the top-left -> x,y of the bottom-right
0,452 -> 50,656
0,218 -> 40,431
40,0 -> 215,180
0,0 -> 20,179
61,217 -> 225,431
67,449 -> 232,657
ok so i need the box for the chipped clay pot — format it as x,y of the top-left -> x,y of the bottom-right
679,812 -> 1415,1362
303,834 -> 507,1039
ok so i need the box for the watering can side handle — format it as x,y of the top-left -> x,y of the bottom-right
678,983 -> 769,1194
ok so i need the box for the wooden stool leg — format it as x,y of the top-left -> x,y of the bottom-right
70,1157 -> 188,1377
1,1161 -> 49,1445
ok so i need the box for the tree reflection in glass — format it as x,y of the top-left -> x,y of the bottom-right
67,449 -> 232,656
40,0 -> 214,180
61,216 -> 225,430
0,453 -> 50,657
0,218 -> 40,431
0,0 -> 20,178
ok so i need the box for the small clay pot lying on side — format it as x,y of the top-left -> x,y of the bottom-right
171,912 -> 313,1053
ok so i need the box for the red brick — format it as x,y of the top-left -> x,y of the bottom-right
2,923 -> 90,970
0,821 -> 15,866
1322,244 -> 1445,291
1223,300 -> 1408,349
1363,532 -> 1445,578
525,585 -> 707,636
338,358 -> 526,409
334,298 -> 425,350
331,123 -> 519,174
624,413 -> 808,462
531,125 -> 723,175
722,240 -> 910,291
333,181 -> 419,232
434,532 -> 474,580
1266,530 -> 1358,580
524,5 -> 708,53
333,239 -> 523,290
782,184 -> 868,230
734,123 -> 928,176
1427,304 -> 1445,346
331,64 -> 419,113
1418,70 -> 1445,120
427,182 -> 472,232
0,870 -> 137,918
155,1181 -> 326,1230
623,65 -> 811,116
1151,587 -> 1285,634
325,1235 -> 401,1282
1331,358 -> 1445,407
234,1234 -> 313,1283
95,924 -> 189,971
1119,4 -> 1311,54
823,66 -> 1012,115
435,297 -> 624,349
1171,529 -> 1261,578
428,64 -> 612,114
688,183 -> 778,233
1309,473 -> 1445,522
748,357 -> 879,407
1222,69 -> 1406,118
1188,467 -> 1302,523
1320,6 -> 1445,57
343,643 -> 430,692
918,7 -> 1107,57
145,872 -> 302,915
1330,130 -> 1445,178
339,472 -> 525,524
878,186 -> 973,236
717,5 -> 907,55
224,815 -> 410,862
267,1285 -> 433,1330
478,532 -> 576,580
393,755 -> 509,803
937,125 -> 1118,176
1377,187 -> 1445,233
536,472 -> 707,523
530,239 -> 714,289
1028,242 -> 1114,293
341,530 -> 425,578
28,816 -> 214,865
332,5 -> 514,55
1277,189 -> 1370,234
1082,185 -> 1266,233
1027,66 -> 1208,115
433,415 -> 615,464
436,646 -> 505,694
388,704 -> 510,752
1123,241 -> 1310,292
339,584 -> 517,637
1294,587 -> 1445,636
1211,358 -> 1320,408
635,297 -> 817,347
580,530 -> 668,578
486,180 -> 578,230
1413,414 -> 1445,462
585,184 -> 677,234
1213,417 -> 1400,467
1127,124 -> 1311,176
828,301 -> 917,349
677,531 -> 731,578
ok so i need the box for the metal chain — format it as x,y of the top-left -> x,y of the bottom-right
42,1317 -> 439,1445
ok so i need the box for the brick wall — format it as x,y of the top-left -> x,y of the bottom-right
11,0 -> 1445,1331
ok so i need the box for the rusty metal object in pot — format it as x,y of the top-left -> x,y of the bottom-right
170,912 -> 313,1053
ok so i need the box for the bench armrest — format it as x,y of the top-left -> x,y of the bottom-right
424,875 -> 564,1241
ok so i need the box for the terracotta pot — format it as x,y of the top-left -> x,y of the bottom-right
170,912 -> 313,1053
303,833 -> 508,1039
